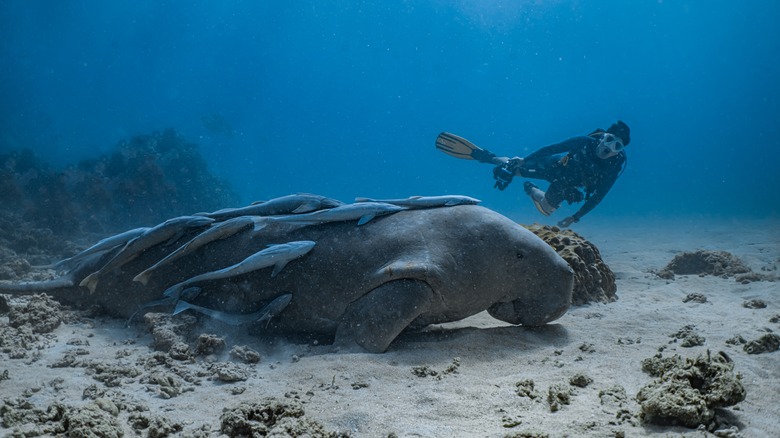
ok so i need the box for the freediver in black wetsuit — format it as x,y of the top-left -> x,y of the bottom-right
436,121 -> 631,228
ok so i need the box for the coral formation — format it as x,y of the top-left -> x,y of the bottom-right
657,250 -> 751,280
514,379 -> 540,399
210,362 -> 249,383
0,129 -> 238,239
8,294 -> 62,334
0,398 -> 123,438
657,250 -> 776,283
598,385 -> 634,426
411,358 -> 461,379
637,351 -> 745,429
220,398 -> 348,437
525,224 -> 617,305
569,373 -> 593,388
194,333 -> 226,356
143,312 -> 198,355
546,383 -> 572,412
669,325 -> 706,348
229,345 -> 262,364
742,299 -> 767,309
743,333 -> 780,354
682,293 -> 708,304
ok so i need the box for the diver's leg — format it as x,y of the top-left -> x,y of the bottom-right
336,279 -> 433,353
524,181 -> 559,216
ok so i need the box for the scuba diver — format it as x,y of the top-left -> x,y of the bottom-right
436,121 -> 630,227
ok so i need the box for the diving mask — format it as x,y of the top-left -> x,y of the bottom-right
595,133 -> 625,159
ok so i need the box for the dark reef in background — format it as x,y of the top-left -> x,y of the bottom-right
0,129 -> 239,238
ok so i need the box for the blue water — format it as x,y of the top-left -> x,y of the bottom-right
1,1 -> 778,223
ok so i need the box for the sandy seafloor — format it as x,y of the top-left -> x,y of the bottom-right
1,216 -> 778,437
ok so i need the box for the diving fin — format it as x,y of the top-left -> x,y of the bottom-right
435,132 -> 497,163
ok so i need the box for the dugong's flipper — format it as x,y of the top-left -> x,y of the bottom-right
336,279 -> 434,353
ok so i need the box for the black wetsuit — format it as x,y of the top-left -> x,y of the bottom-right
517,135 -> 626,221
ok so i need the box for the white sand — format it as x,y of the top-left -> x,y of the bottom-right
1,216 -> 778,437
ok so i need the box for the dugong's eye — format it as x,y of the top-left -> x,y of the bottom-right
516,251 -> 524,259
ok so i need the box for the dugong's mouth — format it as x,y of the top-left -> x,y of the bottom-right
487,263 -> 574,326
487,297 -> 570,326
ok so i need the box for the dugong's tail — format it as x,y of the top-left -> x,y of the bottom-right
0,251 -> 108,297
0,277 -> 76,295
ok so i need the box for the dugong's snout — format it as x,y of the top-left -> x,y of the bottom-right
488,260 -> 574,326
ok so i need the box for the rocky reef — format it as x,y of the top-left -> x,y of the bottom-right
0,129 -> 238,257
656,249 -> 775,283
525,224 -> 617,305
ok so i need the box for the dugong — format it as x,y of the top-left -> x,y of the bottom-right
0,205 -> 574,353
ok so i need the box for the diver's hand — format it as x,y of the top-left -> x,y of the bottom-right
492,157 -> 525,190
493,164 -> 514,190
557,216 -> 578,228
507,156 -> 524,171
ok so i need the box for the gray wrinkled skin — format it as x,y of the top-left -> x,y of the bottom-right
1,205 -> 574,353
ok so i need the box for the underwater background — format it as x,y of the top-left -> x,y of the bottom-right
1,1 -> 778,229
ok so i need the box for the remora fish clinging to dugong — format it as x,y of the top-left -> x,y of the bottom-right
133,216 -> 256,285
162,240 -> 316,301
79,216 -> 214,293
200,193 -> 344,221
37,226 -> 150,272
173,290 -> 293,326
250,201 -> 407,231
353,195 -> 481,208
125,240 -> 310,323
0,194 -> 574,353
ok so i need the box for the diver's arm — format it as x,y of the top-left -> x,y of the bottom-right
524,136 -> 589,161
488,156 -> 512,165
494,136 -> 587,170
491,155 -> 522,165
570,176 -> 617,222
468,147 -> 515,166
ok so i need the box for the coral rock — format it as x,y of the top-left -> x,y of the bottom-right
658,250 -> 750,279
637,352 -> 745,429
525,224 -> 617,305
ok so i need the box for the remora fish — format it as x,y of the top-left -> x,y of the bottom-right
163,240 -> 316,300
133,216 -> 255,285
173,293 -> 292,326
79,216 -> 214,293
126,286 -> 203,325
201,194 -> 343,221
39,227 -> 150,271
354,195 -> 481,208
252,202 -> 406,231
